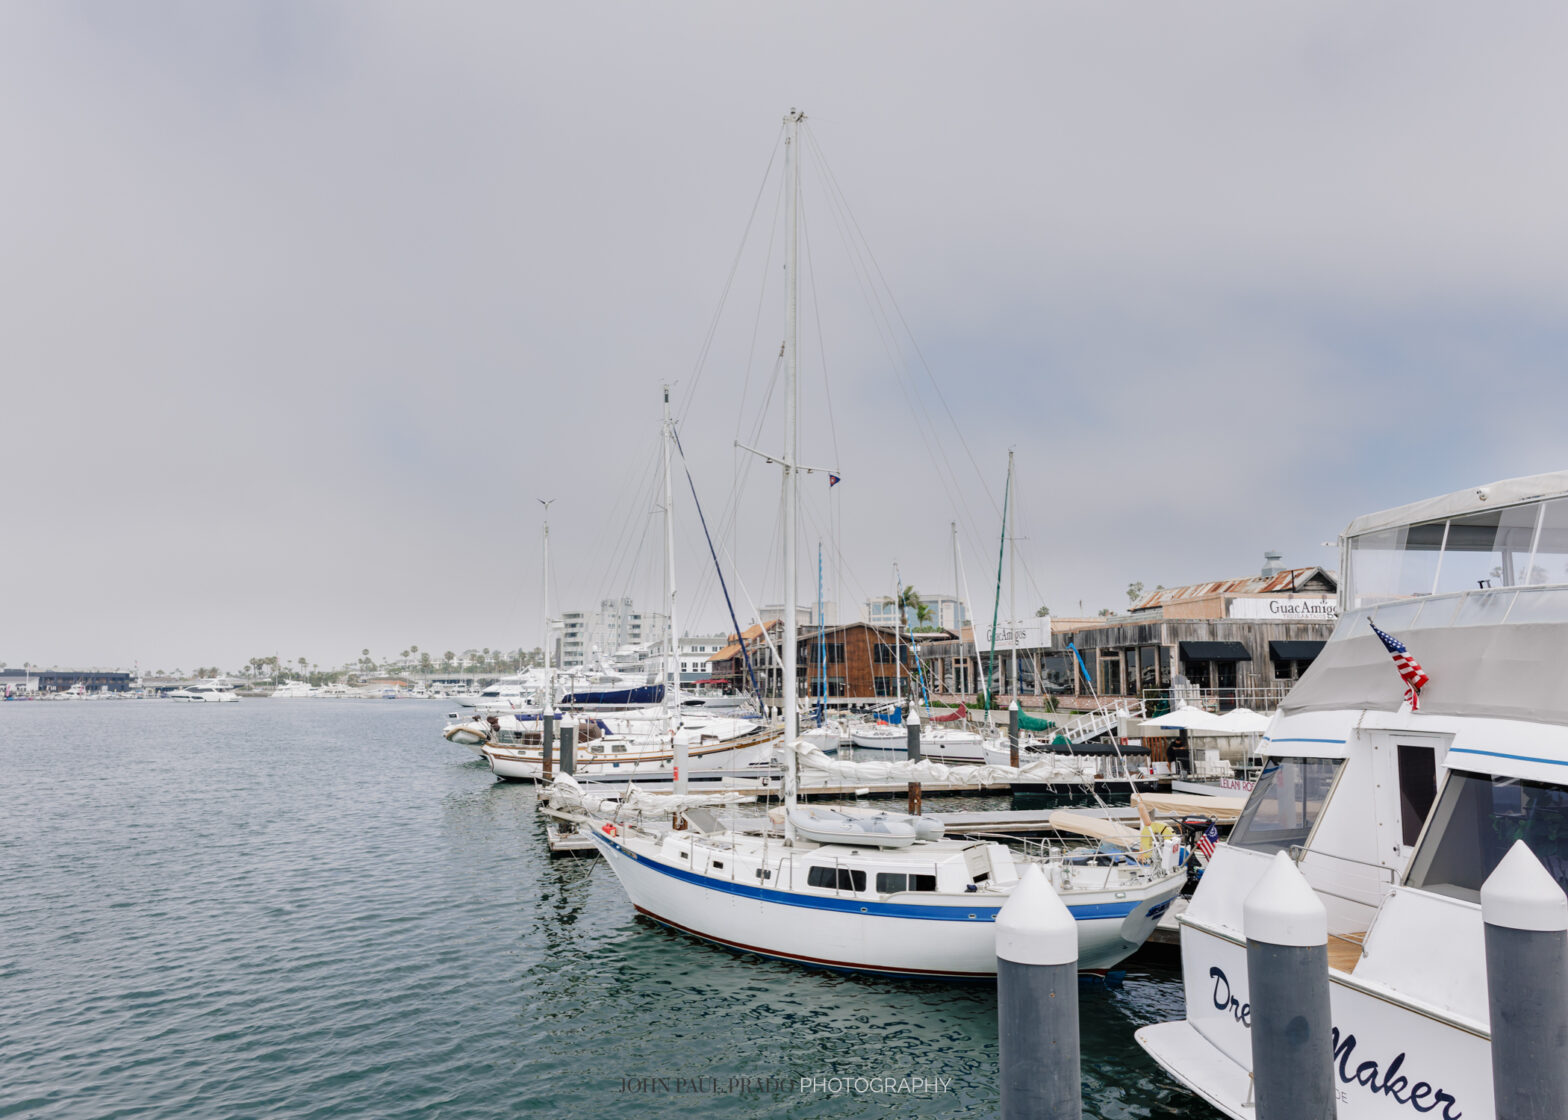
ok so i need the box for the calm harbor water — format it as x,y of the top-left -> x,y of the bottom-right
1,701 -> 1218,1119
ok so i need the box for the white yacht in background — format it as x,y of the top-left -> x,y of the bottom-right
169,678 -> 240,703
271,680 -> 317,699
1138,469 -> 1568,1120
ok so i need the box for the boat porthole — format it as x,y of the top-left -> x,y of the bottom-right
860,907 -> 868,913
968,914 -> 976,920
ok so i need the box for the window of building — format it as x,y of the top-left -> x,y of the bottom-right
875,872 -> 937,893
1099,654 -> 1122,696
1408,772 -> 1568,902
1229,757 -> 1343,854
1140,646 -> 1160,691
806,866 -> 866,892
1042,651 -> 1074,694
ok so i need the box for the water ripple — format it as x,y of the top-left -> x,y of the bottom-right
0,700 -> 1217,1118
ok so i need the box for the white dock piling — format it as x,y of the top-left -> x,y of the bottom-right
1481,840 -> 1568,1120
997,863 -> 1081,1120
1243,850 -> 1335,1120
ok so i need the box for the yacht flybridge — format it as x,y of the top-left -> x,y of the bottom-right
1138,469 -> 1568,1120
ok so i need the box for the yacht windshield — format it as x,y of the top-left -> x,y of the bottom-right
1406,770 -> 1568,902
1228,757 -> 1342,854
1346,496 -> 1568,607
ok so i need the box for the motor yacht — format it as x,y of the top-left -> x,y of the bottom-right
1137,469 -> 1568,1120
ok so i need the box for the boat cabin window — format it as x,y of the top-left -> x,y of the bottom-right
875,872 -> 936,893
1228,757 -> 1342,854
1345,496 -> 1568,608
1407,771 -> 1568,902
806,866 -> 866,892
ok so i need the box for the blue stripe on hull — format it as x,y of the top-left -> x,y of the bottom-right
591,832 -> 1142,922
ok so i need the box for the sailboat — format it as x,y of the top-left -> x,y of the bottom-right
465,386 -> 777,781
587,110 -> 1183,977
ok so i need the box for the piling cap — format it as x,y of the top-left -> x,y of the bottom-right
1481,840 -> 1568,932
1243,850 -> 1327,947
908,710 -> 920,725
1008,699 -> 1018,711
996,863 -> 1078,966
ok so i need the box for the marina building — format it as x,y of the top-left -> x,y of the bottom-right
919,562 -> 1337,709
709,620 -> 944,705
1,668 -> 134,694
558,598 -> 668,668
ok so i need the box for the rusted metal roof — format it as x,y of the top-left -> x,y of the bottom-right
1132,567 -> 1337,610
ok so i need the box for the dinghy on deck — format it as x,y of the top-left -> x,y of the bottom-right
786,806 -> 944,848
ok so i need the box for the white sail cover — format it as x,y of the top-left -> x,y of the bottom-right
545,772 -> 757,817
778,740 -> 1097,786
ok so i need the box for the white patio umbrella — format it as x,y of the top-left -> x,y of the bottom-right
1214,707 -> 1272,734
1138,705 -> 1228,736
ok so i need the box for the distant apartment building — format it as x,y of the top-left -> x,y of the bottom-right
559,598 -> 669,668
865,592 -> 966,632
678,634 -> 729,683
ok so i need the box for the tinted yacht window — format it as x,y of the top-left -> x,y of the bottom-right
1229,758 -> 1343,854
1407,771 -> 1568,902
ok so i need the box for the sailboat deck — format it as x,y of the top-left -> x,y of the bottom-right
1326,931 -> 1366,973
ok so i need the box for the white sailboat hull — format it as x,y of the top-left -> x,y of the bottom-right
592,829 -> 1183,977
483,737 -> 775,782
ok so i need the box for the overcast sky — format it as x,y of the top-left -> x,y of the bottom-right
5,2 -> 1568,673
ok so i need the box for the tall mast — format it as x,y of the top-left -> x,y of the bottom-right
951,521 -> 959,631
782,108 -> 803,835
539,498 -> 555,709
1008,450 -> 1017,701
662,384 -> 678,723
893,563 -> 903,706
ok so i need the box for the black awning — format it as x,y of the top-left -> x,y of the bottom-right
1269,640 -> 1326,662
1178,641 -> 1252,662
1063,742 -> 1152,755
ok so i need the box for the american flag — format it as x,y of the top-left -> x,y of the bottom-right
1196,822 -> 1218,860
1370,620 -> 1430,711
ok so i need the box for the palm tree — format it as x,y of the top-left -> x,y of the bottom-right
896,586 -> 929,628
